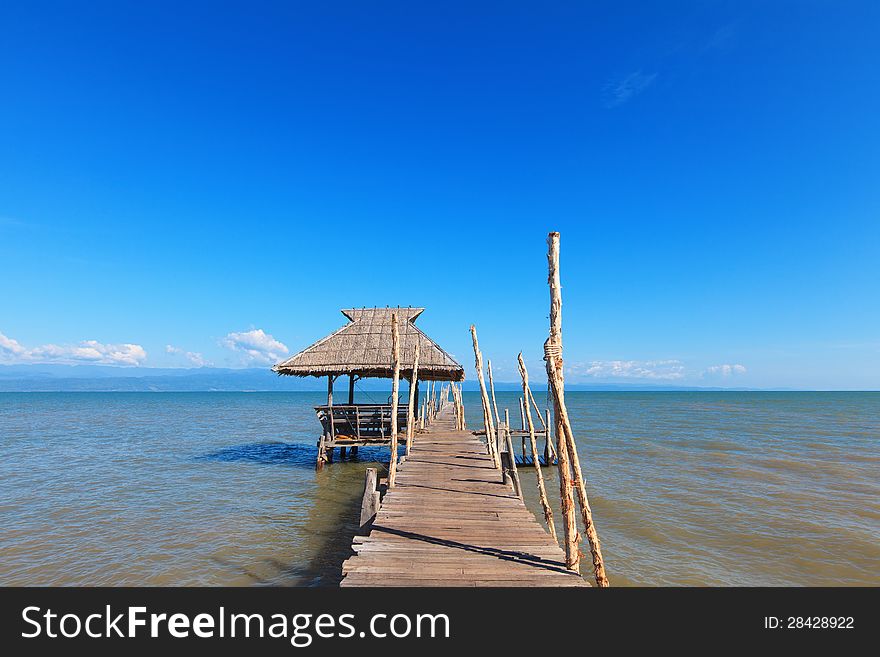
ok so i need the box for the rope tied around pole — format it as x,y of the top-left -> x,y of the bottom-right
543,340 -> 562,360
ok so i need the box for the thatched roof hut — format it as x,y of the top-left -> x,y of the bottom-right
273,307 -> 464,382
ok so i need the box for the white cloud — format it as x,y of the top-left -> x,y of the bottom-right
603,70 -> 658,108
220,329 -> 288,364
0,331 -> 147,366
570,359 -> 685,380
0,332 -> 28,357
704,364 -> 747,377
165,344 -> 211,367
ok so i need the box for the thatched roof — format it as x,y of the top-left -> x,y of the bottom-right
273,307 -> 465,382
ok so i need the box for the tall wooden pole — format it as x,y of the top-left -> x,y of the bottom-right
470,325 -> 499,467
518,353 -> 557,543
528,387 -> 547,431
487,359 -> 501,428
348,374 -> 355,404
457,383 -> 466,430
405,342 -> 420,456
544,231 -> 609,586
327,375 -> 335,450
388,313 -> 401,487
503,408 -> 522,500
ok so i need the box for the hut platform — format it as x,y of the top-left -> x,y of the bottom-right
340,407 -> 587,587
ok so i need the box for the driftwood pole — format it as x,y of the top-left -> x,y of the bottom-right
528,387 -> 547,431
487,360 -> 501,428
519,396 -> 527,457
544,231 -> 609,587
518,353 -> 557,543
470,325 -> 499,467
405,342 -> 420,456
544,408 -> 554,462
503,409 -> 522,500
458,383 -> 466,429
388,313 -> 401,487
453,383 -> 464,430
487,360 -> 502,460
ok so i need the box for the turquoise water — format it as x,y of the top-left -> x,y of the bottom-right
1,391 -> 878,586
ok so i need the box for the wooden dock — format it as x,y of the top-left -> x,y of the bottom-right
340,408 -> 588,587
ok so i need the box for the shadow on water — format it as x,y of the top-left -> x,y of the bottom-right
196,441 -> 316,469
293,449 -> 399,587
269,488 -> 369,588
196,442 -> 395,470
197,440 -> 395,587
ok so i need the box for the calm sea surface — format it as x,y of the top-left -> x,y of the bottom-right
1,391 -> 877,586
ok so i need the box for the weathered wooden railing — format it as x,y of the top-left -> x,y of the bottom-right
315,404 -> 409,441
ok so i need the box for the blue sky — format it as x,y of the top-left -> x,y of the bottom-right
1,1 -> 878,389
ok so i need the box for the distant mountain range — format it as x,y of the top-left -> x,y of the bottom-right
0,364 -> 767,392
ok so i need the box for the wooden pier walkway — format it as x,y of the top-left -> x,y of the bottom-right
341,408 -> 588,587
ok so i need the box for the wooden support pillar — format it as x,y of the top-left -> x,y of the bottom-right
545,231 -> 609,586
527,387 -> 547,431
327,375 -> 336,443
487,360 -> 501,429
406,342 -> 420,456
316,435 -> 327,471
348,375 -> 356,405
518,352 -> 557,542
544,408 -> 553,463
470,325 -> 499,467
414,379 -> 420,427
340,446 -> 347,459
359,467 -> 380,531
504,409 -> 522,500
499,422 -> 510,485
388,313 -> 401,487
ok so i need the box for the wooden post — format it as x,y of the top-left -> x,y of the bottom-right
405,342 -> 420,456
527,387 -> 547,431
518,353 -> 557,542
359,467 -> 380,530
504,409 -> 523,500
413,379 -> 420,434
499,421 -> 510,485
487,360 -> 501,429
544,231 -> 609,586
316,435 -> 327,470
459,384 -> 466,429
470,325 -> 499,468
456,383 -> 466,430
487,360 -> 502,460
327,375 -> 335,443
544,408 -> 554,462
388,313 -> 401,487
519,396 -> 527,458
348,374 -> 355,404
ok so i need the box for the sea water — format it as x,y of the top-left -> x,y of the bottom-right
1,391 -> 877,586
